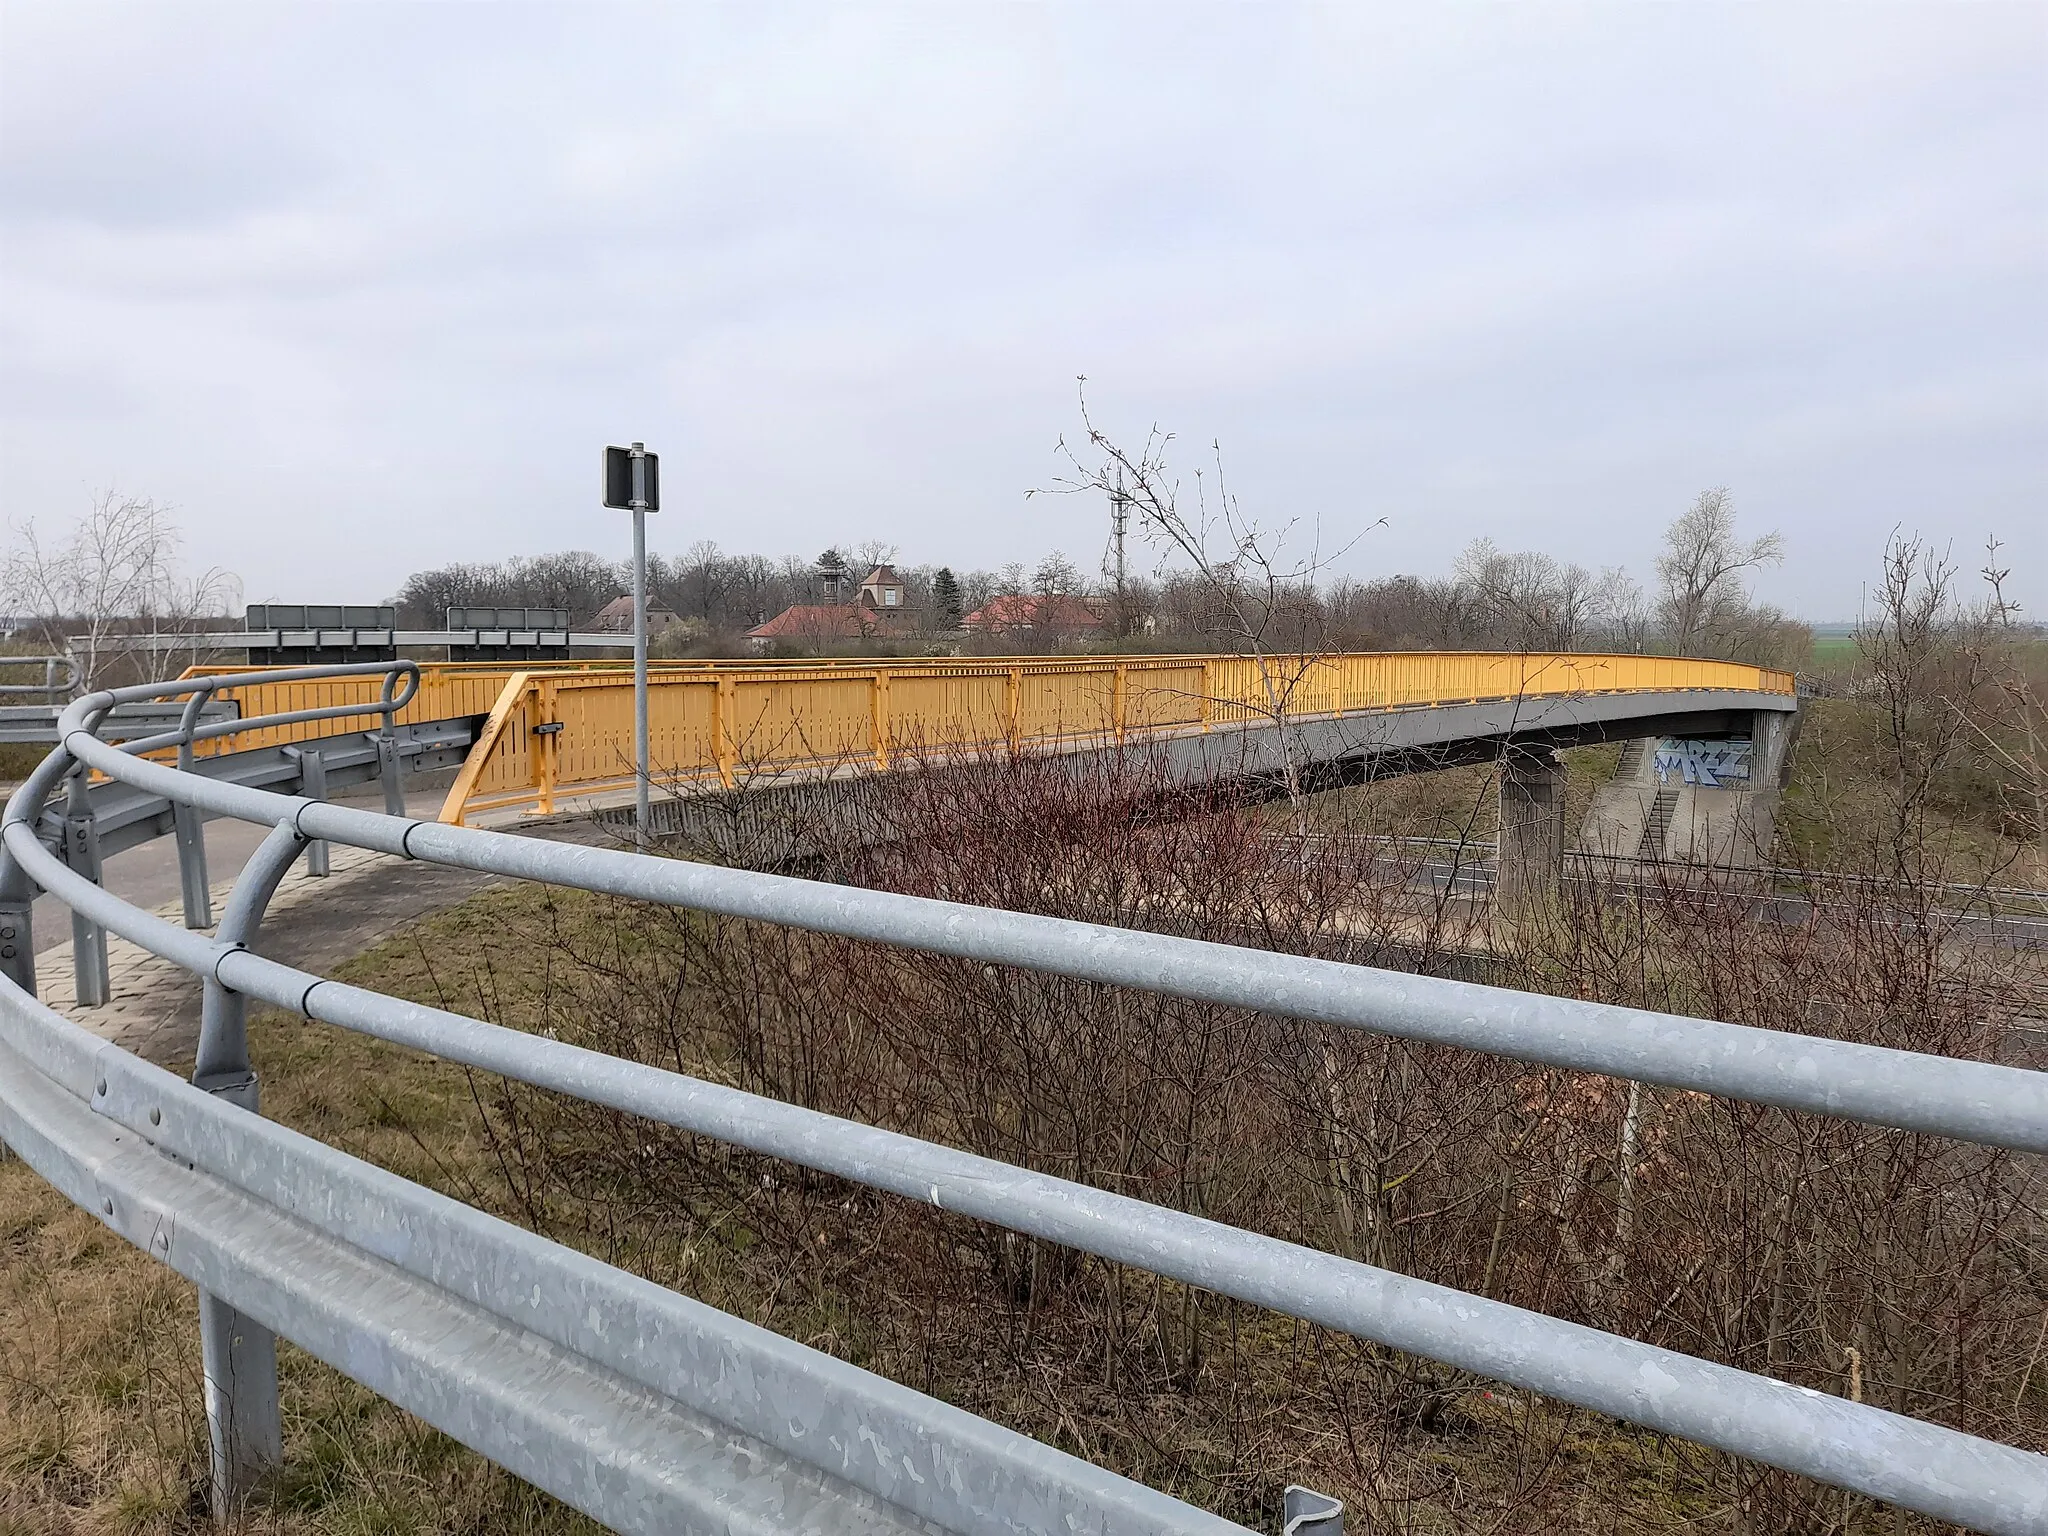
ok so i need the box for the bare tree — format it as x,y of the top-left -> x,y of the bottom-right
3,490 -> 239,687
1453,539 -> 1621,651
392,548 -> 622,627
1655,488 -> 1784,652
851,539 -> 899,576
1031,550 -> 1081,596
1598,566 -> 1651,653
1034,379 -> 1377,809
1975,537 -> 2047,872
1856,531 -> 1994,882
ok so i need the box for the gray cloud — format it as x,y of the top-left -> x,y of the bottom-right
3,2 -> 2042,616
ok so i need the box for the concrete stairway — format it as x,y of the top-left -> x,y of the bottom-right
1580,709 -> 1800,870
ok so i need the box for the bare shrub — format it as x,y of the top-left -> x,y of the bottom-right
451,746 -> 2044,1531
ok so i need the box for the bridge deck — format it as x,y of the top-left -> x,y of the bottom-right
416,652 -> 1793,825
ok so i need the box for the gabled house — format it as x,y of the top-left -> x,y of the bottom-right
857,565 -> 908,613
743,604 -> 885,651
960,593 -> 1103,641
588,595 -> 685,635
745,563 -> 922,653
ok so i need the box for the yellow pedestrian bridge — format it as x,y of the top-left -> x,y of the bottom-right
155,650 -> 1796,831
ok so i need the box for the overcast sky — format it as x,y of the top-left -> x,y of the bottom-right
3,3 -> 2043,618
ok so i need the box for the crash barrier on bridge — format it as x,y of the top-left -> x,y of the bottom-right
433,651 -> 1797,824
0,652 -> 80,702
167,652 -> 1134,760
0,664 -> 2039,1534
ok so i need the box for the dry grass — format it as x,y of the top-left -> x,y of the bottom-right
1779,697 -> 2047,888
1285,742 -> 1624,848
0,876 -> 1722,1535
0,1152 -> 596,1535
0,905 -> 601,1536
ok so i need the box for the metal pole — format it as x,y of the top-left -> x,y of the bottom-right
0,844 -> 35,999
292,747 -> 330,877
63,767 -> 108,1007
174,686 -> 217,928
193,821 -> 302,1513
631,443 -> 650,849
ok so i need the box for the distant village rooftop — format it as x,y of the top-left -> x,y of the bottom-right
961,593 -> 1103,637
589,594 -> 683,634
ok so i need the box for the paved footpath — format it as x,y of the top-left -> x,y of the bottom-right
31,839 -> 509,1069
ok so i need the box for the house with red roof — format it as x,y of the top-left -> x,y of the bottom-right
744,564 -> 921,652
960,593 -> 1103,642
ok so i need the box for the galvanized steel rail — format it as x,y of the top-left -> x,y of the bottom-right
1,663 -> 2043,1535
0,652 -> 79,701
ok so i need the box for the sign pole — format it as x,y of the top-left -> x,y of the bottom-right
603,440 -> 660,850
630,443 -> 651,848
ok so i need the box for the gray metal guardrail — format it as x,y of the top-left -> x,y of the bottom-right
1,663 -> 2044,1535
0,652 -> 79,701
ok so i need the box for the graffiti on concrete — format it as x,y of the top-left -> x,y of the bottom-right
1654,737 -> 1753,788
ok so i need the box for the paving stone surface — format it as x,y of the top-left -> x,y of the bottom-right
32,840 -> 503,1069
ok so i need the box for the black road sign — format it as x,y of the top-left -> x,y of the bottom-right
603,444 -> 660,511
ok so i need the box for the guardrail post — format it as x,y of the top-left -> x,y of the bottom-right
62,768 -> 109,1007
174,701 -> 215,929
173,803 -> 212,927
0,846 -> 35,1000
1283,1485 -> 1344,1534
294,748 -> 330,877
1112,663 -> 1127,745
197,1290 -> 282,1522
193,822 -> 302,1516
376,727 -> 406,818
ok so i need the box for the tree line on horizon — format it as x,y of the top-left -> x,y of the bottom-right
384,490 -> 1810,667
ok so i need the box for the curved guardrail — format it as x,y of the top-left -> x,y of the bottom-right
1,664 -> 2042,1534
0,652 -> 80,701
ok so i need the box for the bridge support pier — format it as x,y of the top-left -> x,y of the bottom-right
1498,746 -> 1566,910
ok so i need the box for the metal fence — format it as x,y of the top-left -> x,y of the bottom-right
0,652 -> 79,702
439,650 -> 1794,824
0,663 -> 2042,1535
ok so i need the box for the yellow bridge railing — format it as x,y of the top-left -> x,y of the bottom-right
169,655 -> 897,758
425,652 -> 1793,827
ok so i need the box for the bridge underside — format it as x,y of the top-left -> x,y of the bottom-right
1143,689 -> 1794,795
590,689 -> 1797,875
